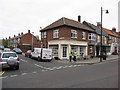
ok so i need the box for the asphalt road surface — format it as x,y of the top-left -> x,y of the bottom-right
1,55 -> 118,88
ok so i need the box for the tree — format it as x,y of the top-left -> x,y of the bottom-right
2,39 -> 8,48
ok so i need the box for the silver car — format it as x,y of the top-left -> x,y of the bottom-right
0,52 -> 20,70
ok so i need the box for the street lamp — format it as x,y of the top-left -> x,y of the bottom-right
100,7 -> 109,62
32,32 -> 34,50
39,27 -> 42,48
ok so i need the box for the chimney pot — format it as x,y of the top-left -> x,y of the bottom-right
78,15 -> 81,23
28,30 -> 30,33
97,22 -> 101,28
21,32 -> 23,35
14,35 -> 16,37
112,27 -> 116,32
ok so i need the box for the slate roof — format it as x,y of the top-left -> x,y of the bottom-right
40,17 -> 94,32
83,21 -> 108,37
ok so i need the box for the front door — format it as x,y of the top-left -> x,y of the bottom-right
62,46 -> 68,59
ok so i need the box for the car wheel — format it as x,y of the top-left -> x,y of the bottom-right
29,55 -> 31,58
25,54 -> 27,57
15,66 -> 19,70
38,57 -> 41,61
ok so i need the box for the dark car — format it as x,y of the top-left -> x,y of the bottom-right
13,48 -> 22,54
25,50 -> 31,58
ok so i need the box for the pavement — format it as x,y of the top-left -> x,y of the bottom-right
55,55 -> 119,64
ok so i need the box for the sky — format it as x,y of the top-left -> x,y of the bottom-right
0,0 -> 119,39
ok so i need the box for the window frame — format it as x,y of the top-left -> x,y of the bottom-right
42,32 -> 47,38
82,32 -> 86,40
53,30 -> 59,38
71,30 -> 77,38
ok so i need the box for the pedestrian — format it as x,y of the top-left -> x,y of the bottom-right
69,52 -> 73,62
73,50 -> 78,62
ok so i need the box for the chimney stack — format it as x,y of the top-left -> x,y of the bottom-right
21,32 -> 23,35
9,36 -> 11,39
18,33 -> 20,36
28,30 -> 30,33
112,27 -> 116,32
78,15 -> 81,23
14,35 -> 16,37
97,22 -> 101,28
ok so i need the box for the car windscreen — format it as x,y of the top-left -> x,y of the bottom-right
15,49 -> 22,52
2,53 -> 17,58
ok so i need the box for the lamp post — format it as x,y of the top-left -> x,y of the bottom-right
39,27 -> 42,48
32,32 -> 34,50
100,7 -> 109,62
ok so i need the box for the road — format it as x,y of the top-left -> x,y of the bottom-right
1,55 -> 118,88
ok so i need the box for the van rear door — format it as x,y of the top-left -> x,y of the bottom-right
42,49 -> 52,60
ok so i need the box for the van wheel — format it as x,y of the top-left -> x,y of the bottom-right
38,57 -> 41,61
29,55 -> 31,58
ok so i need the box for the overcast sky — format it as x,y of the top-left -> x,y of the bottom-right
0,0 -> 119,39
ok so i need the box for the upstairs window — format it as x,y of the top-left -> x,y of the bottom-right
104,37 -> 107,44
71,30 -> 77,38
97,35 -> 100,42
82,32 -> 86,40
88,33 -> 92,40
88,33 -> 96,40
42,32 -> 47,38
53,30 -> 59,38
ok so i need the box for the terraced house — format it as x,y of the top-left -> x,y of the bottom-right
40,16 -> 95,59
102,27 -> 119,55
6,30 -> 38,52
83,21 -> 109,57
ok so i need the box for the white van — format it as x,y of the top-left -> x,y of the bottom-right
31,48 -> 52,61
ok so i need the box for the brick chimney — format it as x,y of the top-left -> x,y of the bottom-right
21,32 -> 23,35
18,33 -> 20,36
28,30 -> 30,33
97,22 -> 101,28
78,15 -> 81,23
112,27 -> 116,32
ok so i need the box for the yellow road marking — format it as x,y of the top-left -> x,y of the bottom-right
0,71 -> 5,75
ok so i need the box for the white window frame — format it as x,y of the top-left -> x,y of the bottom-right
71,30 -> 77,38
104,37 -> 107,44
53,30 -> 59,38
88,33 -> 96,40
89,46 -> 93,53
97,35 -> 100,42
88,33 -> 92,40
49,46 -> 58,56
80,47 -> 84,56
82,32 -> 86,40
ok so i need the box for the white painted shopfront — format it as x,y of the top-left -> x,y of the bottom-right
48,40 -> 88,60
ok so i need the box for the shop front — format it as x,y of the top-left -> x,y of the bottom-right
48,40 -> 88,60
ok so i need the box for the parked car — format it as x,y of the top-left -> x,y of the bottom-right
13,48 -> 22,54
31,48 -> 52,62
4,48 -> 11,52
25,50 -> 31,58
0,52 -> 20,70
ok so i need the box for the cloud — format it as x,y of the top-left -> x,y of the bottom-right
0,0 -> 119,39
